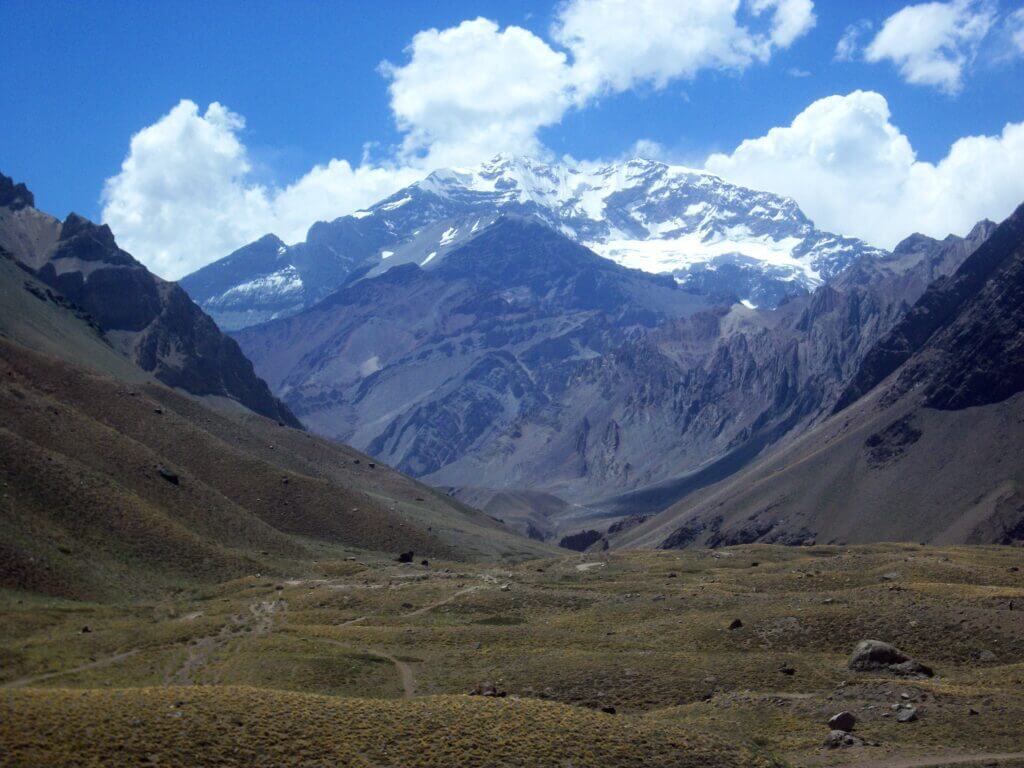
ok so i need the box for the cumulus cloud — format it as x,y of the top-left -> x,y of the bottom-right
552,0 -> 815,99
705,90 -> 1024,248
102,101 -> 421,279
381,18 -> 571,167
864,0 -> 996,93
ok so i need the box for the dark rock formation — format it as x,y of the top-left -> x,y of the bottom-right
0,177 -> 300,427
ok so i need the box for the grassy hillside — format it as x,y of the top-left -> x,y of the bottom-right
1,545 -> 1021,766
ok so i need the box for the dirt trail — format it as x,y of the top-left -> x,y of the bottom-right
319,638 -> 416,698
1,650 -> 139,690
808,752 -> 1024,768
369,649 -> 416,698
167,598 -> 283,685
337,583 -> 486,627
405,585 -> 484,617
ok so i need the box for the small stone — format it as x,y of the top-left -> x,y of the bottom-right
896,707 -> 918,723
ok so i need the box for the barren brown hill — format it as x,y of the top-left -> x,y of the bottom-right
0,252 -> 551,600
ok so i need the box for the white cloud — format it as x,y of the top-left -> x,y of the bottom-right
101,101 -> 422,280
752,0 -> 817,47
834,19 -> 872,61
864,0 -> 996,93
381,18 -> 571,168
552,0 -> 815,100
706,90 -> 1024,248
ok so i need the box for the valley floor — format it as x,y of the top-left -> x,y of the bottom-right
1,544 -> 1023,767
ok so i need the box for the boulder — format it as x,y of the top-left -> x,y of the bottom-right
849,640 -> 934,677
157,467 -> 179,486
828,712 -> 857,732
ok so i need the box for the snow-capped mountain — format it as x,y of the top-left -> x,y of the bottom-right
182,156 -> 886,330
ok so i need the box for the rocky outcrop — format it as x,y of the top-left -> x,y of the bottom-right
0,174 -> 300,427
0,172 -> 34,210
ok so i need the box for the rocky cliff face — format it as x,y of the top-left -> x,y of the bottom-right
0,173 -> 300,427
842,205 -> 1024,413
494,221 -> 986,511
183,156 -> 885,330
624,202 -> 1024,550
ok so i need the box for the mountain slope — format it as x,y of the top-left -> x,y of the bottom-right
621,203 -> 1024,549
0,179 -> 553,600
0,173 -> 299,427
184,156 -> 885,329
233,216 -> 714,481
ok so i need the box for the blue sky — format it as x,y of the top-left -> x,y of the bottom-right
2,0 -> 1024,278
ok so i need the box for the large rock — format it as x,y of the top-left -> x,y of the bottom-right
827,712 -> 856,732
849,640 -> 934,677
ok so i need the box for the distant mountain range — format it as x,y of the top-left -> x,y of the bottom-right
5,159 -> 1021,555
231,200 -> 996,531
181,156 -> 885,330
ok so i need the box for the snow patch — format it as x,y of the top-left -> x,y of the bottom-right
359,355 -> 381,376
380,196 -> 412,211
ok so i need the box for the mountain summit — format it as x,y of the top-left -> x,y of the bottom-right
182,156 -> 885,329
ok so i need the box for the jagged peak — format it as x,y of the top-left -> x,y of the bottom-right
0,172 -> 35,211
